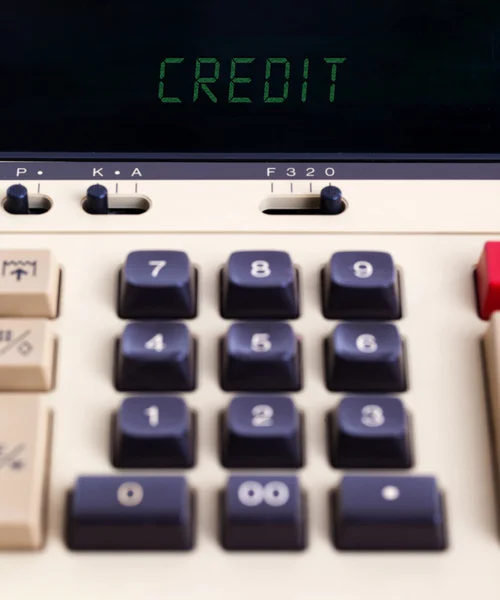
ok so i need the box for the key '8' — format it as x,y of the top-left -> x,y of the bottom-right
251,260 -> 271,278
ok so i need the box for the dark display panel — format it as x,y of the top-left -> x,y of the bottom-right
0,1 -> 498,155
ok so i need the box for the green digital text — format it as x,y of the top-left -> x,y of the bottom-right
229,58 -> 255,103
301,58 -> 310,103
324,58 -> 346,102
158,58 -> 185,103
158,57 -> 346,104
264,58 -> 291,103
193,58 -> 220,102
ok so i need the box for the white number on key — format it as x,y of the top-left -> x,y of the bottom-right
352,260 -> 374,279
148,260 -> 167,278
144,405 -> 160,427
381,485 -> 400,501
237,481 -> 290,507
361,405 -> 385,427
117,482 -> 144,507
145,334 -> 166,352
250,260 -> 271,278
251,333 -> 272,353
251,404 -> 274,427
356,333 -> 378,353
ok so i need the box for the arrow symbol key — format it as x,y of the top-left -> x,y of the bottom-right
10,268 -> 29,281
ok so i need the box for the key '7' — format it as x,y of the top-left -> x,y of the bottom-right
148,260 -> 167,278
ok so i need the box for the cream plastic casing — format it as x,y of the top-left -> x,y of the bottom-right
0,177 -> 498,600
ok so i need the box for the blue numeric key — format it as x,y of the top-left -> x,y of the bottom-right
332,475 -> 447,550
221,475 -> 306,550
113,396 -> 195,468
115,322 -> 196,391
119,251 -> 197,319
323,251 -> 401,319
326,323 -> 406,392
221,251 -> 299,319
221,322 -> 302,391
221,396 -> 303,468
67,476 -> 194,550
328,396 -> 413,468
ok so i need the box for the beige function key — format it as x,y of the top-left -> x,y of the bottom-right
0,319 -> 55,391
484,312 -> 500,470
0,395 -> 51,549
0,249 -> 60,318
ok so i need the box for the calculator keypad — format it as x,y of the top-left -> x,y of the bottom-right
0,244 -> 453,557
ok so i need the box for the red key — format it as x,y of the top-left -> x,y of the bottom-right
476,242 -> 500,319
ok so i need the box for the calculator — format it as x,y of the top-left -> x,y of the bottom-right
3,1 -> 500,600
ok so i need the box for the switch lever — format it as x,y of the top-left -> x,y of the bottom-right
83,184 -> 109,215
4,184 -> 30,215
320,185 -> 345,214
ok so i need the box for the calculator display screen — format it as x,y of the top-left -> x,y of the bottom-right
1,1 -> 499,155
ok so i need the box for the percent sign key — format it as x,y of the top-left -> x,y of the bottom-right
0,443 -> 27,471
0,319 -> 56,392
0,395 -> 51,549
